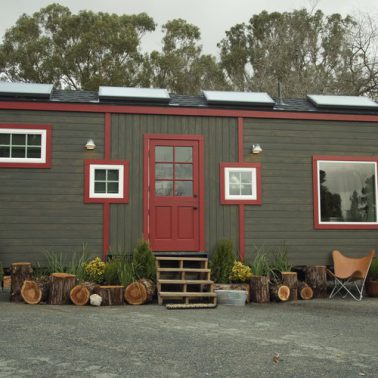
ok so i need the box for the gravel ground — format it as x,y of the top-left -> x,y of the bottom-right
0,291 -> 377,378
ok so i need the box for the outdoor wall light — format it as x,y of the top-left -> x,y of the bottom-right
85,139 -> 96,150
251,144 -> 263,154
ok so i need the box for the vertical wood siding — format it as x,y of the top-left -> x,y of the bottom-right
110,114 -> 239,255
243,118 -> 378,265
0,110 -> 104,265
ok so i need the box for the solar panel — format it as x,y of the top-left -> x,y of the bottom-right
0,82 -> 53,98
98,86 -> 170,102
307,94 -> 378,109
203,90 -> 275,106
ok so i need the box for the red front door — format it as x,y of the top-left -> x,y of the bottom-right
144,135 -> 204,251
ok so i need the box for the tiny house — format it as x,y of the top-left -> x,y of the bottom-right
0,83 -> 377,266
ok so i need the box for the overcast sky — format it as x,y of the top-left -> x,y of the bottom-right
1,0 -> 378,55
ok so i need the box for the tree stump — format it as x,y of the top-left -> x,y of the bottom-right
125,279 -> 156,305
298,282 -> 314,300
10,262 -> 33,302
305,265 -> 327,298
94,285 -> 124,306
48,273 -> 76,305
270,284 -> 290,302
21,279 -> 49,304
70,283 -> 98,306
281,272 -> 298,301
250,276 -> 270,303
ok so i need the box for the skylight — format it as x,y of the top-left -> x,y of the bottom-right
203,90 -> 275,106
307,94 -> 378,109
0,82 -> 53,98
98,87 -> 170,102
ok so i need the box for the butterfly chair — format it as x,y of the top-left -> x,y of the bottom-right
328,249 -> 375,301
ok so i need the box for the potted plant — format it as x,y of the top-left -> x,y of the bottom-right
249,249 -> 270,303
366,257 -> 378,297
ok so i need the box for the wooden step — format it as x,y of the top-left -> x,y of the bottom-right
158,279 -> 213,284
159,292 -> 216,298
156,257 -> 208,262
157,268 -> 210,273
166,303 -> 217,309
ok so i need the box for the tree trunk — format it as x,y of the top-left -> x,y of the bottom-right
124,279 -> 156,305
305,266 -> 327,298
10,262 -> 33,302
281,272 -> 298,301
70,283 -> 98,306
48,273 -> 76,305
270,284 -> 290,302
21,279 -> 49,304
298,282 -> 314,300
250,276 -> 270,303
94,285 -> 124,306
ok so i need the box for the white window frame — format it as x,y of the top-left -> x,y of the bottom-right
0,128 -> 47,164
316,159 -> 378,226
225,167 -> 257,201
89,164 -> 124,199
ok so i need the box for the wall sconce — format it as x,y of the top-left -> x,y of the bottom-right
85,139 -> 96,150
251,144 -> 263,154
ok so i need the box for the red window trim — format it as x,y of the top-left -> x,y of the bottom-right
220,162 -> 262,205
0,124 -> 52,168
313,155 -> 378,229
84,159 -> 129,204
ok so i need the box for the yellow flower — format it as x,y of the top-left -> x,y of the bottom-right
229,261 -> 252,283
84,257 -> 106,283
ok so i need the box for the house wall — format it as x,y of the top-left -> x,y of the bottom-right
0,110 -> 105,266
109,114 -> 239,255
243,118 -> 378,265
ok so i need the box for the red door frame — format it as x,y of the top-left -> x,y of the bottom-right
143,134 -> 205,252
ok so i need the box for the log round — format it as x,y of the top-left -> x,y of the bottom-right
305,265 -> 327,298
10,262 -> 33,302
281,272 -> 298,301
250,276 -> 270,303
94,285 -> 124,306
125,279 -> 156,305
48,273 -> 76,305
298,282 -> 314,300
21,280 -> 42,305
70,285 -> 90,306
270,284 -> 290,302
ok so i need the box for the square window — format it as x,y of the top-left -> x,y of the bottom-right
313,156 -> 378,229
220,163 -> 261,205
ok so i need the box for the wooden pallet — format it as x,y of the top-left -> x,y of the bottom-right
156,256 -> 216,307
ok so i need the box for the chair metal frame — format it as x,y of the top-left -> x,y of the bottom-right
328,250 -> 375,301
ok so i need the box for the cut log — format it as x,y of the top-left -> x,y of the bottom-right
281,271 -> 298,301
94,285 -> 124,306
21,279 -> 49,304
250,276 -> 270,303
125,279 -> 156,305
298,282 -> 313,300
10,262 -> 33,302
48,273 -> 76,305
69,284 -> 95,306
270,284 -> 290,302
305,265 -> 327,298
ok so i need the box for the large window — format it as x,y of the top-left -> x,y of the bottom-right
84,160 -> 129,203
313,156 -> 378,229
0,125 -> 51,168
220,162 -> 261,204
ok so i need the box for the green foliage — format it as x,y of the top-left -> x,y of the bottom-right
248,246 -> 270,277
44,250 -> 66,274
269,243 -> 292,272
210,240 -> 235,283
132,239 -> 156,281
368,257 -> 378,280
84,257 -> 106,283
229,261 -> 252,283
0,261 -> 3,284
66,247 -> 89,282
118,259 -> 140,287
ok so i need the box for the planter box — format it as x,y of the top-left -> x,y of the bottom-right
214,283 -> 250,303
214,289 -> 247,306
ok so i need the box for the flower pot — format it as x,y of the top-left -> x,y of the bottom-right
215,289 -> 247,306
366,280 -> 378,297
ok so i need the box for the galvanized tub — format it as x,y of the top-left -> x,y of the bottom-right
214,289 -> 247,306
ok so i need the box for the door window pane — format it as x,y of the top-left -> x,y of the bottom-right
95,170 -> 106,181
95,182 -> 106,193
155,181 -> 173,196
107,170 -> 119,181
175,181 -> 193,196
241,171 -> 252,183
107,182 -> 119,194
156,163 -> 173,179
175,164 -> 192,179
175,147 -> 192,162
155,146 -> 173,162
319,161 -> 376,223
229,171 -> 241,184
241,184 -> 252,196
229,184 -> 240,196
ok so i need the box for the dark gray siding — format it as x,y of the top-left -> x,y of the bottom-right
0,110 -> 104,266
243,118 -> 378,265
110,114 -> 239,255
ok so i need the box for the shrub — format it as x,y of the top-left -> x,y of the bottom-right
210,240 -> 235,283
249,247 -> 270,277
269,243 -> 292,272
118,259 -> 140,287
84,257 -> 106,283
229,261 -> 252,283
66,245 -> 89,281
132,239 -> 156,281
44,250 -> 65,274
368,257 -> 378,280
0,261 -> 3,285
